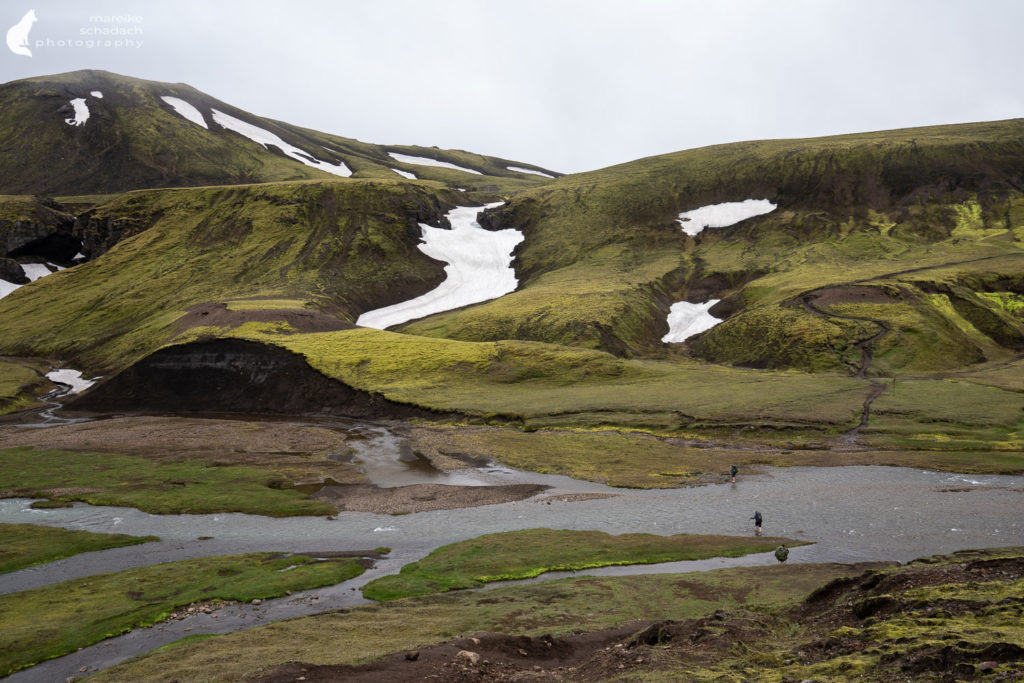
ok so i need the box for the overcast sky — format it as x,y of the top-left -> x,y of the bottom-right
3,0 -> 1022,173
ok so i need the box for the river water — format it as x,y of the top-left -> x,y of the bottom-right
2,431 -> 1022,680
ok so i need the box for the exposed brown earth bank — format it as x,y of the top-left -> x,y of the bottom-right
312,483 -> 550,515
66,339 -> 448,420
175,302 -> 359,335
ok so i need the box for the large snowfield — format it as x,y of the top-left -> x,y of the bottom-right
356,203 -> 522,329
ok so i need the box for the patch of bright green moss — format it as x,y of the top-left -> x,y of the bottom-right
0,523 -> 158,574
0,552 -> 366,676
0,447 -> 335,517
362,529 -> 805,601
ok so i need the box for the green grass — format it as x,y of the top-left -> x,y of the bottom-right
0,552 -> 366,676
0,447 -> 336,517
227,325 -> 869,429
0,523 -> 158,574
0,359 -> 49,415
361,529 -> 805,601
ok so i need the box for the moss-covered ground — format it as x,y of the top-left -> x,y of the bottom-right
0,447 -> 336,516
90,561 -> 865,682
361,528 -> 804,601
0,552 -> 367,676
0,358 -> 50,415
0,71 -> 557,196
90,548 -> 1024,682
0,523 -> 158,574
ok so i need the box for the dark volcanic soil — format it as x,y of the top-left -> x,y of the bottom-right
175,302 -> 358,335
66,338 -> 446,420
251,627 -> 641,683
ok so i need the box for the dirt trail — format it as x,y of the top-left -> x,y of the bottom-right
799,292 -> 890,442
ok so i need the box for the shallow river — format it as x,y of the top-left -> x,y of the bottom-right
2,426 -> 1022,681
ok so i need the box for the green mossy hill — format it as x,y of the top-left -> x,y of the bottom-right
0,180 -> 468,372
403,120 -> 1024,368
220,325 -> 870,430
0,70 -> 558,196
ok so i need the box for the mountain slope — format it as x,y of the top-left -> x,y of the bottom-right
0,70 -> 559,196
0,180 -> 462,371
399,119 -> 1024,371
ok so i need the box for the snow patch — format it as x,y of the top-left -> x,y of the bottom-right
64,98 -> 89,126
21,263 -> 53,281
45,369 -> 97,394
677,199 -> 777,236
0,279 -> 20,299
0,263 -> 61,299
661,299 -> 722,343
211,109 -> 351,177
507,165 -> 554,178
390,167 -> 417,180
90,90 -> 103,98
388,152 -> 482,175
161,96 -> 208,129
357,203 -> 522,329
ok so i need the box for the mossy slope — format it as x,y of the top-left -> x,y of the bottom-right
402,120 -> 1024,370
0,70 -> 558,196
0,180 -> 463,371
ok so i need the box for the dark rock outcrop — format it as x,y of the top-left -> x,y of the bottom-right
0,258 -> 28,284
67,338 -> 446,420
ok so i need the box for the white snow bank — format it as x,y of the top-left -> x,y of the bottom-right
391,167 -> 417,180
661,300 -> 722,343
677,199 -> 777,236
388,152 -> 482,175
0,263 -> 59,299
357,202 -> 521,329
21,263 -> 53,281
90,90 -> 103,98
64,98 -> 89,126
45,369 -> 97,394
0,279 -> 20,299
211,109 -> 352,177
507,165 -> 554,178
161,96 -> 208,129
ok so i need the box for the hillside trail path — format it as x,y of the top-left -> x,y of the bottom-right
799,293 -> 890,443
793,251 -> 1014,443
